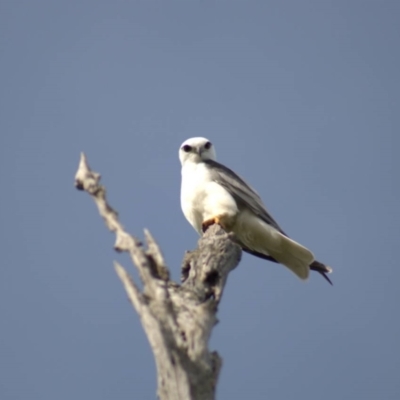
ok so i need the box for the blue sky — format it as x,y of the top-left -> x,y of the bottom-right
1,1 -> 399,399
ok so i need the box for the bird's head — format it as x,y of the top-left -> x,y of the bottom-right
179,137 -> 217,165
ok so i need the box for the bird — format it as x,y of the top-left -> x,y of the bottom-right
179,137 -> 333,284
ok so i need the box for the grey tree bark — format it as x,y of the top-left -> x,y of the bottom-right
74,153 -> 242,400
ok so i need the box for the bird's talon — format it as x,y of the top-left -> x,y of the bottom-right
202,217 -> 220,233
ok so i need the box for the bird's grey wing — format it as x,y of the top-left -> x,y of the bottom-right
204,160 -> 333,285
204,159 -> 287,235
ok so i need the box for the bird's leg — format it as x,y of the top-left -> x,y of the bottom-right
201,218 -> 217,232
202,217 -> 220,233
202,215 -> 232,233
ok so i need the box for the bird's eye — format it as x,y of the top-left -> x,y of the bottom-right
182,144 -> 192,152
204,141 -> 212,150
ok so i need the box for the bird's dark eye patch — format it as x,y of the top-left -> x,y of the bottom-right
204,141 -> 212,150
182,145 -> 192,152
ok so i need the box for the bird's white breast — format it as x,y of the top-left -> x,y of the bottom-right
181,161 -> 238,234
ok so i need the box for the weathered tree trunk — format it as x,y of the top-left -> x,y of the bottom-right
75,153 -> 242,400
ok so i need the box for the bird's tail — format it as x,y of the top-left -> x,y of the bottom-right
310,260 -> 333,285
266,234 -> 315,280
235,213 -> 333,283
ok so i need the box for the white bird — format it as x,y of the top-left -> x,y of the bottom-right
179,137 -> 332,284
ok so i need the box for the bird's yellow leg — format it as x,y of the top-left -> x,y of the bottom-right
202,215 -> 233,233
202,216 -> 220,232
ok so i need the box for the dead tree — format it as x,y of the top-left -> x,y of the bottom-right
74,153 -> 242,400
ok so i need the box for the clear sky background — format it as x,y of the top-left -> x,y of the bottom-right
1,1 -> 399,399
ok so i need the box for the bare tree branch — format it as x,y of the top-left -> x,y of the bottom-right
75,153 -> 242,400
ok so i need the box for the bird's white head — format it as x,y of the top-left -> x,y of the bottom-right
179,137 -> 217,166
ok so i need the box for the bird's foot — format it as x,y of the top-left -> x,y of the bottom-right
202,216 -> 224,233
